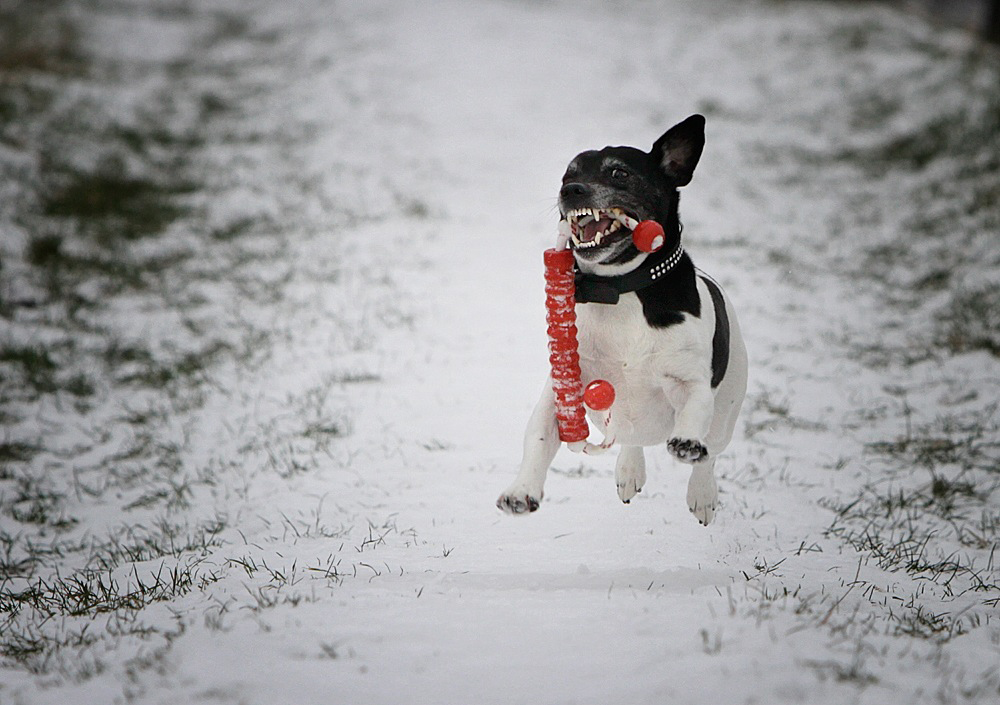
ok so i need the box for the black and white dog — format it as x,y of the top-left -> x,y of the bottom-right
497,115 -> 747,525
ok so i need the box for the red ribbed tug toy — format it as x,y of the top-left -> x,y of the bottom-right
543,248 -> 617,453
543,248 -> 589,444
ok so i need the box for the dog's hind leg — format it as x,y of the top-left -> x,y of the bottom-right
497,380 -> 560,514
615,445 -> 646,504
686,457 -> 718,526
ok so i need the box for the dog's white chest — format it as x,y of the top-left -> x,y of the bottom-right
575,293 -> 706,445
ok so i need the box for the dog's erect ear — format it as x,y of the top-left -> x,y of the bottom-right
651,114 -> 705,187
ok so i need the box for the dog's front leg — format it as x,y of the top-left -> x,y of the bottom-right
497,380 -> 560,514
665,380 -> 715,463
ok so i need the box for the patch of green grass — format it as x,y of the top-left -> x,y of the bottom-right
41,164 -> 193,244
0,341 -> 98,401
118,340 -> 232,389
743,388 -> 829,438
805,656 -> 878,687
63,372 -> 95,398
85,518 -> 227,571
936,286 -> 1000,357
0,344 -> 58,394
24,233 -> 197,304
333,371 -> 382,384
0,632 -> 46,670
25,233 -> 64,267
302,421 -> 348,441
838,114 -> 955,175
0,441 -> 39,465
3,475 -> 75,529
0,563 -> 196,621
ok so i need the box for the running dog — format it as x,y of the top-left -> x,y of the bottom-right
497,115 -> 748,525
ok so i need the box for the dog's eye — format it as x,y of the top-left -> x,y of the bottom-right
610,167 -> 629,180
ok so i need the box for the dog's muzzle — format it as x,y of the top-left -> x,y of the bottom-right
560,208 -> 639,250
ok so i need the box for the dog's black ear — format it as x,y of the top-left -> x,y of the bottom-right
651,114 -> 705,187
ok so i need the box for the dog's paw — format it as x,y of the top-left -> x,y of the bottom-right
617,477 -> 643,504
617,473 -> 645,504
496,490 -> 542,515
615,448 -> 647,504
668,438 -> 708,464
686,466 -> 718,526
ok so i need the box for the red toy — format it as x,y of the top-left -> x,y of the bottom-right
632,220 -> 665,253
543,248 -> 589,444
583,379 -> 615,411
543,247 -> 620,453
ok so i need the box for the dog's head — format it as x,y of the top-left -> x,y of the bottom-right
559,114 -> 705,274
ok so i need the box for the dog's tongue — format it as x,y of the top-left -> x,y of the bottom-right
583,217 -> 614,242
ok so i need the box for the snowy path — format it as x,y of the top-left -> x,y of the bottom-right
2,1 -> 998,704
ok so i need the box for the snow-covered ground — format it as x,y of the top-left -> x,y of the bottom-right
1,1 -> 998,703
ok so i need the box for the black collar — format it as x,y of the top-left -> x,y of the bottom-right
574,243 -> 685,304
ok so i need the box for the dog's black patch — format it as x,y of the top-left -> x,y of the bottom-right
700,275 -> 730,388
635,256 -> 700,328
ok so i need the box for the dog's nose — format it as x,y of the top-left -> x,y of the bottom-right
560,182 -> 591,201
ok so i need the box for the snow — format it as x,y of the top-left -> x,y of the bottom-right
1,0 -> 998,703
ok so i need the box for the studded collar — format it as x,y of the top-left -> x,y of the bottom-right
574,242 -> 685,305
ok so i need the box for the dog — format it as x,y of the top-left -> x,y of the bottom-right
497,115 -> 748,525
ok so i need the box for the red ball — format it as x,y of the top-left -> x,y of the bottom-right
583,379 -> 615,411
632,220 -> 665,253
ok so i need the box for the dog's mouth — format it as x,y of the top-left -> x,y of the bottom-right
562,208 -> 639,250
